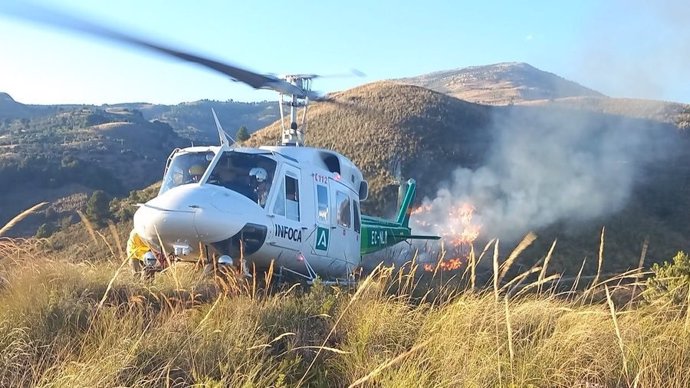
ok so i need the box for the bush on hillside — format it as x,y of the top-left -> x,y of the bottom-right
644,251 -> 690,305
86,190 -> 111,227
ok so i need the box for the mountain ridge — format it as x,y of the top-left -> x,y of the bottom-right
0,93 -> 279,142
397,62 -> 605,105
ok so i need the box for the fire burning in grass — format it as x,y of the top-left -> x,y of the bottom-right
412,202 -> 481,272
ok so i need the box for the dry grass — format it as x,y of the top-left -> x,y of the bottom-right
0,202 -> 48,237
1,224 -> 690,387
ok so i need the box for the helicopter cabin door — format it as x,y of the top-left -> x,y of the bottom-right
313,180 -> 331,258
269,165 -> 304,256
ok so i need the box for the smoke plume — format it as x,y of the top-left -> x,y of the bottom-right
412,106 -> 677,242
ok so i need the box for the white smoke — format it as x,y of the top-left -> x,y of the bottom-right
412,106 -> 676,242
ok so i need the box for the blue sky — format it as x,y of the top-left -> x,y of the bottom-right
0,0 -> 687,105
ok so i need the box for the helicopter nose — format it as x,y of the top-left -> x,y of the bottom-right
133,202 -> 197,247
133,185 -> 262,253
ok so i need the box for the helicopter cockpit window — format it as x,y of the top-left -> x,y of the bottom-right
160,151 -> 214,194
208,151 -> 277,207
336,191 -> 351,228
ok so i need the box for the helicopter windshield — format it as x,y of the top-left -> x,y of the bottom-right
208,151 -> 277,207
160,151 -> 215,194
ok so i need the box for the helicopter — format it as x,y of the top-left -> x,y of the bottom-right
2,4 -> 440,284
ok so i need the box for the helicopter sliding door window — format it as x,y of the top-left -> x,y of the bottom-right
336,191 -> 351,228
285,175 -> 300,221
272,180 -> 286,216
316,185 -> 329,223
352,199 -> 361,233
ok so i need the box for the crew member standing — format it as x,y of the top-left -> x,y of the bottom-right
126,228 -> 154,277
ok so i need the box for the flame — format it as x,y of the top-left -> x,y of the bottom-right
411,204 -> 433,215
412,202 -> 482,272
422,257 -> 466,272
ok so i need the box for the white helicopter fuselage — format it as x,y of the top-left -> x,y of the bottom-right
133,144 -> 368,280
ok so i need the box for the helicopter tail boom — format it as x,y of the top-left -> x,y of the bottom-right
360,179 -> 439,255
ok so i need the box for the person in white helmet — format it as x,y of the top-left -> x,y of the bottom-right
249,167 -> 269,207
188,164 -> 206,183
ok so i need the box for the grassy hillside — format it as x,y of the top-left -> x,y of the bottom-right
1,227 -> 690,387
248,82 -> 495,215
0,107 -> 186,236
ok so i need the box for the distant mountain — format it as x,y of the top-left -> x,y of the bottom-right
0,92 -> 31,117
111,100 -> 279,143
397,62 -> 690,129
398,62 -> 605,105
0,94 -> 280,144
0,92 -> 76,120
0,94 -> 280,235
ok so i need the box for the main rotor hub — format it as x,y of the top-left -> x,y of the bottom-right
279,76 -> 313,147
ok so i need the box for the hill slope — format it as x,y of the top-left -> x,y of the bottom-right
0,107 -> 187,235
249,81 -> 690,274
248,82 -> 494,213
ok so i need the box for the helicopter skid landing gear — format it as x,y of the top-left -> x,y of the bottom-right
202,250 -> 240,281
277,253 -> 318,286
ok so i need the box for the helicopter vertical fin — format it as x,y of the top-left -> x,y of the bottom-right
395,179 -> 417,228
211,108 -> 235,147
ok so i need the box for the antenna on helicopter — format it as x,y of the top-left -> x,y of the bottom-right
211,108 -> 235,147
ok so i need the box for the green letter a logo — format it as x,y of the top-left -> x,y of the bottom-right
316,227 -> 329,251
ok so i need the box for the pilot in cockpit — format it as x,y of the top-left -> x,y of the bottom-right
249,167 -> 269,207
188,165 -> 206,183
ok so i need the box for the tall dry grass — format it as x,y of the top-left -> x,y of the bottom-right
0,223 -> 689,387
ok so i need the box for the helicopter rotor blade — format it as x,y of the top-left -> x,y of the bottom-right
306,69 -> 367,79
0,2 -> 315,98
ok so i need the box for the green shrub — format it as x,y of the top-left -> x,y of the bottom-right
86,190 -> 111,227
644,251 -> 690,305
